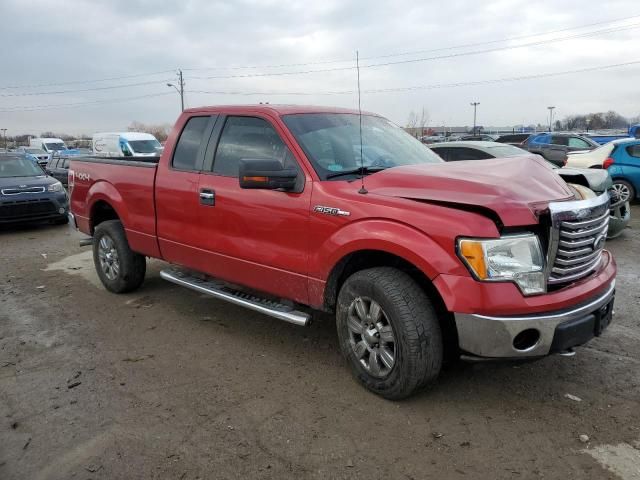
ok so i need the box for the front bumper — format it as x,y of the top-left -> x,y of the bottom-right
454,280 -> 615,358
0,192 -> 68,224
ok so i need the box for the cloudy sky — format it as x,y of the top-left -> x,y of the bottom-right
0,0 -> 638,135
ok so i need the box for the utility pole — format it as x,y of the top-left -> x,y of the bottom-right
547,106 -> 555,132
1,128 -> 6,151
167,69 -> 185,112
470,102 -> 480,135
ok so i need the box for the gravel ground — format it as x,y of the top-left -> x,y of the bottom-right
1,206 -> 639,480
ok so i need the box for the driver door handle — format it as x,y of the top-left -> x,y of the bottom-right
199,188 -> 215,206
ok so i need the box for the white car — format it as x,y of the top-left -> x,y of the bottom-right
566,140 -> 623,169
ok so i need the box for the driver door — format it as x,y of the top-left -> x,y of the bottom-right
196,114 -> 313,304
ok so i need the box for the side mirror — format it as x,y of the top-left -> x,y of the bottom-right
238,159 -> 298,191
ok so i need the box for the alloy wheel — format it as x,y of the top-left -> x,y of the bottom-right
98,235 -> 120,281
347,297 -> 396,378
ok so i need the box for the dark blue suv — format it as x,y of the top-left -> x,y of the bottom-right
0,153 -> 69,224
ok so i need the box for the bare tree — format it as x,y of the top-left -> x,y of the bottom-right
417,107 -> 430,138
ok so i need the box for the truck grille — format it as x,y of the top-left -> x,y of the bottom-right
547,193 -> 610,286
0,199 -> 57,220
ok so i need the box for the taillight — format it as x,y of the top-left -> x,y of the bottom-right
603,157 -> 614,169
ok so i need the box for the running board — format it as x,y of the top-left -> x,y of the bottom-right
159,269 -> 311,326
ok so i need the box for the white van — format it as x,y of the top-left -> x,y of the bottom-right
92,132 -> 162,157
30,137 -> 68,154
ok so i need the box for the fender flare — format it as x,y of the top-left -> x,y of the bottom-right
86,180 -> 128,231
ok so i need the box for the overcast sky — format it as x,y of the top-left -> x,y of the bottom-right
0,0 -> 638,135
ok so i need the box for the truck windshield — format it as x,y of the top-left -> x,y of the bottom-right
282,113 -> 443,180
128,140 -> 161,154
0,157 -> 44,177
45,142 -> 66,151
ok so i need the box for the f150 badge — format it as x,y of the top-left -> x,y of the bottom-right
313,205 -> 351,217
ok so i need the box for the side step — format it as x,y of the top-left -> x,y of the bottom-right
160,269 -> 311,326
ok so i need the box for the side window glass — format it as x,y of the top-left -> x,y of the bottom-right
430,147 -> 447,160
172,116 -> 210,171
627,145 -> 640,158
568,137 -> 589,149
551,136 -> 568,146
213,116 -> 295,177
63,159 -> 70,168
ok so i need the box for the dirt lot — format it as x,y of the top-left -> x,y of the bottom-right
1,206 -> 639,480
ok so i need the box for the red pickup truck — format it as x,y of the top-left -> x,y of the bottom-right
69,105 -> 616,399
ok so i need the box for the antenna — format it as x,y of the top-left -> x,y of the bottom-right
356,50 -> 367,195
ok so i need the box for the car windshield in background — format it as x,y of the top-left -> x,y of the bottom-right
128,140 -> 161,154
486,145 -> 529,157
282,113 -> 443,180
45,142 -> 66,151
0,157 -> 45,177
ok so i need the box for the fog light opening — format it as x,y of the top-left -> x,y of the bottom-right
513,329 -> 540,351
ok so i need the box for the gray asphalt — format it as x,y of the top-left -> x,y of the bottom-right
1,206 -> 639,480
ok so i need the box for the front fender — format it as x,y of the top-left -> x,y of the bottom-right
311,219 -> 468,282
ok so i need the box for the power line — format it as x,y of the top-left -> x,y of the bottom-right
183,14 -> 640,72
0,69 -> 176,91
1,14 -> 637,92
2,59 -> 637,112
185,59 -> 640,96
0,92 -> 174,113
0,79 -> 173,97
188,23 -> 640,80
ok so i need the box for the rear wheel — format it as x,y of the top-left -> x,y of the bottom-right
611,180 -> 635,203
336,267 -> 443,400
93,220 -> 146,293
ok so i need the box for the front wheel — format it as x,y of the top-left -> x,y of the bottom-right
93,220 -> 146,293
336,267 -> 443,400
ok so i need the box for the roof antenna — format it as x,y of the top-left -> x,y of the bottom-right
356,50 -> 367,195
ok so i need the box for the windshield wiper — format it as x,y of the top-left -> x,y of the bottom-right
326,166 -> 387,179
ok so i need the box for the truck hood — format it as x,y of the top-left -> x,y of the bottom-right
364,156 -> 574,226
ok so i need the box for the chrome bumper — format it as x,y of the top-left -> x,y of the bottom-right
454,280 -> 615,358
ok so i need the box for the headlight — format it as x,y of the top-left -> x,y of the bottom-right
457,234 -> 545,295
48,181 -> 64,192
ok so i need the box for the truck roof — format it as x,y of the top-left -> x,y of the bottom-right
183,104 -> 380,117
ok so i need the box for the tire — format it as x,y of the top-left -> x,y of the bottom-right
611,180 -> 635,204
336,267 -> 443,400
93,220 -> 146,293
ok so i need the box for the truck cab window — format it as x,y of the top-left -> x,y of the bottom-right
213,116 -> 295,177
172,116 -> 210,171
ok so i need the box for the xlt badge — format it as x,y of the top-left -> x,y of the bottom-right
313,205 -> 351,217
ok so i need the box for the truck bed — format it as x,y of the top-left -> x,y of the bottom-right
69,155 -> 161,257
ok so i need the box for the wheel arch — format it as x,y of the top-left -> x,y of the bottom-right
323,249 -> 458,359
86,181 -> 127,234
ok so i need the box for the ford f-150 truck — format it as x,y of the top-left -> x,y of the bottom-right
69,105 -> 616,399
